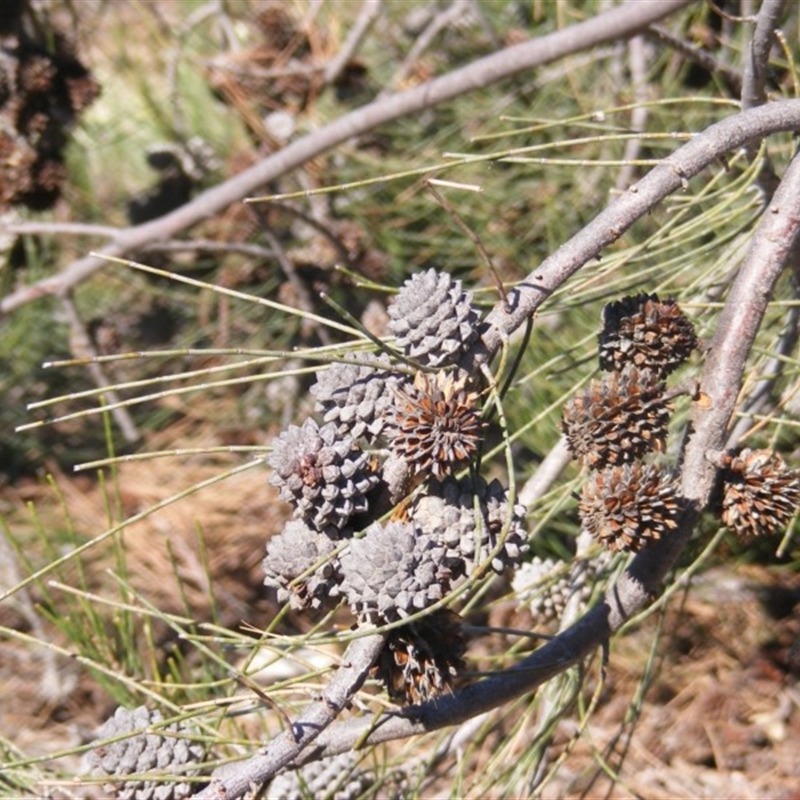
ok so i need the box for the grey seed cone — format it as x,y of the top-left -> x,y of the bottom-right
87,706 -> 205,800
388,268 -> 480,367
339,520 -> 453,624
263,520 -> 341,610
267,752 -> 392,800
513,553 -> 613,625
412,476 -> 529,575
268,418 -> 379,535
310,352 -> 403,443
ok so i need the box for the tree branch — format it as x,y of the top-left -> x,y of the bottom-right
741,0 -> 786,111
0,0 -> 691,317
194,632 -> 386,800
322,0 -> 382,87
279,138 -> 800,769
476,99 -> 800,361
191,100 -> 800,799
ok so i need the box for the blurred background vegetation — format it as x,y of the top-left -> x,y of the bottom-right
2,1 -> 800,797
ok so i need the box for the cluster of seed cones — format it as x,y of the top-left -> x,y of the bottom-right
563,294 -> 696,553
264,269 -> 529,704
0,4 -> 100,211
513,550 -> 614,628
563,293 -> 799,549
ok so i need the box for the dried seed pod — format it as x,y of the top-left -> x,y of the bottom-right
412,475 -> 529,575
561,366 -> 670,468
579,463 -> 680,552
268,419 -> 379,536
388,268 -> 480,367
262,520 -> 341,610
339,520 -> 453,624
389,370 -> 484,481
310,352 -> 401,442
86,706 -> 205,800
267,751 -> 387,800
374,608 -> 466,705
598,293 -> 697,377
720,448 -> 800,539
512,552 -> 613,625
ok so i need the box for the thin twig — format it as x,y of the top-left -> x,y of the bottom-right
194,632 -> 386,800
726,295 -> 800,446
615,36 -> 650,192
741,0 -> 786,111
646,24 -> 743,96
382,0 -> 472,98
0,0 -> 693,317
58,296 -> 140,443
322,0 -> 382,86
517,437 -> 572,509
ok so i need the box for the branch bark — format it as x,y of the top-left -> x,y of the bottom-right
0,0 -> 691,317
741,0 -> 786,111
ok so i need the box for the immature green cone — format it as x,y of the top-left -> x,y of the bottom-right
579,463 -> 680,552
561,366 -> 670,468
598,293 -> 697,377
720,448 -> 800,539
87,706 -> 205,800
388,268 -> 480,367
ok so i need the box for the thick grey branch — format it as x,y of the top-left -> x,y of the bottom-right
0,0 -> 690,316
741,0 -> 786,111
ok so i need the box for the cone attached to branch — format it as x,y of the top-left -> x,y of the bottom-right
339,520 -> 453,624
310,352 -> 402,443
412,475 -> 529,575
389,370 -> 484,481
388,268 -> 481,367
579,463 -> 680,552
374,608 -> 466,706
268,419 -> 379,536
262,520 -> 341,610
561,366 -> 670,468
598,293 -> 697,377
719,448 -> 800,539
513,551 -> 613,626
